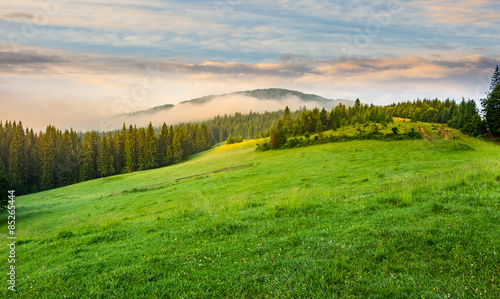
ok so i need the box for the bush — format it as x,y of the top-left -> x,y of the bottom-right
256,142 -> 272,151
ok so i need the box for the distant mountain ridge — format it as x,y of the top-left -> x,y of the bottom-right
123,88 -> 353,117
105,88 -> 354,131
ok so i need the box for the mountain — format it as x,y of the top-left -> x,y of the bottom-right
107,88 -> 353,130
178,88 -> 352,107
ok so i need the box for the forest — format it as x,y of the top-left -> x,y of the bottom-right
0,86 -> 498,199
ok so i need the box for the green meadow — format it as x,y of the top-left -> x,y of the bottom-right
1,122 -> 499,298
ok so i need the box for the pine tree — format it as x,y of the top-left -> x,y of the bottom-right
79,131 -> 98,182
283,106 -> 293,133
25,129 -> 40,193
56,130 -> 77,186
157,123 -> 168,167
270,119 -> 287,149
0,122 -> 7,170
0,160 -> 9,212
137,127 -> 146,170
490,65 -> 500,91
113,124 -> 127,173
482,83 -> 500,135
143,122 -> 157,170
172,127 -> 184,163
125,125 -> 138,172
199,123 -> 212,151
107,132 -> 117,174
97,136 -> 114,177
166,125 -> 174,165
8,122 -> 26,193
39,126 -> 57,190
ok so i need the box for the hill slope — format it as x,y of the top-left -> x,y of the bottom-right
1,122 -> 499,298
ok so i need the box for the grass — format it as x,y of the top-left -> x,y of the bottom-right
1,122 -> 499,298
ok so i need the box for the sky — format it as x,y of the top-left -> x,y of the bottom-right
1,0 -> 499,131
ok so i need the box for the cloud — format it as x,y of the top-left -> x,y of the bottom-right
2,11 -> 34,20
410,0 -> 500,26
1,0 -> 498,65
424,44 -> 455,50
6,46 -> 497,82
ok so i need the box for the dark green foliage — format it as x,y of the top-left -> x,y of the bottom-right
125,125 -> 138,172
255,141 -> 272,151
448,99 -> 484,136
258,126 -> 423,151
204,110 -> 290,142
226,135 -> 243,145
482,83 -> 500,136
269,119 -> 287,149
389,98 -> 484,136
39,125 -> 57,190
79,131 -> 99,182
143,123 -> 157,170
392,127 -> 399,135
56,130 -> 78,187
8,122 -> 26,193
0,160 -> 9,212
97,136 -> 114,177
490,65 -> 500,91
0,118 -> 217,196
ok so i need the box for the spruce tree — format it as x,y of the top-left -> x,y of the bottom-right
137,127 -> 146,170
125,125 -> 137,172
8,122 -> 26,193
283,106 -> 293,133
25,129 -> 40,193
157,123 -> 168,167
482,83 -> 500,135
172,127 -> 184,163
56,130 -> 77,186
143,122 -> 157,170
166,125 -> 174,165
200,123 -> 212,151
97,136 -> 114,177
0,160 -> 9,212
79,131 -> 98,182
270,119 -> 287,149
113,124 -> 127,173
490,65 -> 500,91
39,126 -> 57,190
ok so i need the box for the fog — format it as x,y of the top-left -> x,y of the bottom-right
103,94 -> 328,131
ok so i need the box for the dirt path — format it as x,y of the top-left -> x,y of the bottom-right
438,127 -> 451,140
419,127 -> 433,141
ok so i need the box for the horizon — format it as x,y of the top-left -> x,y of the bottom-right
1,0 -> 499,131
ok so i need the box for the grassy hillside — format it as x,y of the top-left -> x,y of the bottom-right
1,122 -> 499,298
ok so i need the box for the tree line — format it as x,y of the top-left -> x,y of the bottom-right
265,93 -> 493,149
0,121 -> 211,197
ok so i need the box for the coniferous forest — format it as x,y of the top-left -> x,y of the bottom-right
0,95 -> 495,200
